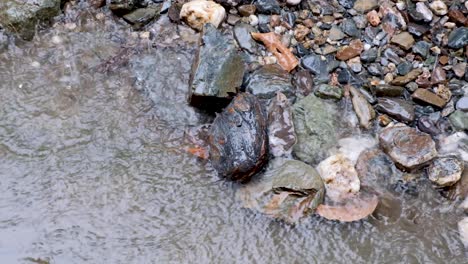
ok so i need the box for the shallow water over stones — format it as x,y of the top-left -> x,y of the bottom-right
0,5 -> 467,264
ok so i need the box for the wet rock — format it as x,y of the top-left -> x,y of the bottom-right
457,97 -> 468,112
338,0 -> 355,9
438,132 -> 468,163
109,0 -> 137,14
329,26 -> 345,41
431,67 -> 446,85
373,85 -> 404,97
367,63 -> 383,76
427,156 -> 464,187
208,93 -> 268,181
417,116 -> 440,136
449,110 -> 468,131
336,39 -> 364,61
448,10 -> 467,26
233,22 -> 258,54
353,0 -> 377,13
391,32 -> 415,51
448,27 -> 468,49
379,124 -> 438,170
189,24 -> 245,111
301,54 -> 328,81
292,95 -> 338,165
237,158 -> 324,223
316,187 -> 379,222
180,0 -> 226,31
123,6 -> 161,28
268,92 -> 296,157
350,86 -> 375,129
391,68 -> 423,86
408,23 -> 430,37
246,64 -> 294,100
251,32 -> 299,72
429,1 -> 447,16
314,84 -> 343,100
317,154 -> 360,202
168,2 -> 182,22
415,2 -> 433,22
356,148 -> 398,189
293,70 -> 314,97
0,0 -> 61,40
238,5 -> 256,16
376,98 -> 415,123
411,88 -> 447,108
255,0 -> 281,14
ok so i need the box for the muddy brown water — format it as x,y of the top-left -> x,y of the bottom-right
0,10 -> 466,264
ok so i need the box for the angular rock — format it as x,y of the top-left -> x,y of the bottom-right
233,22 -> 258,53
342,19 -> 361,38
208,93 -> 268,181
109,0 -> 137,14
397,61 -> 413,76
350,86 -> 375,129
314,84 -> 343,100
238,5 -> 256,16
376,98 -> 415,123
453,63 -> 467,79
391,32 -> 415,51
328,26 -> 345,41
189,24 -> 245,111
336,39 -> 364,61
0,0 -> 61,40
373,85 -> 404,97
255,0 -> 281,14
379,124 -> 438,170
237,158 -> 325,223
391,68 -> 423,86
292,95 -> 338,165
301,54 -> 329,83
415,2 -> 433,22
457,97 -> 468,112
429,0 -> 447,16
293,70 -> 314,97
123,6 -> 161,28
267,93 -> 296,157
412,41 -> 431,58
353,0 -> 377,13
180,0 -> 226,31
411,88 -> 447,108
427,156 -> 464,187
251,32 -> 299,72
448,27 -> 468,49
246,64 -> 294,100
317,154 -> 360,202
360,48 -> 378,63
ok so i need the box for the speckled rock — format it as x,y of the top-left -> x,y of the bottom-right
267,92 -> 296,157
427,156 -> 464,187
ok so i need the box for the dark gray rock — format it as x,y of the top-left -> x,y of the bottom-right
110,0 -> 138,14
123,6 -> 161,28
208,93 -> 268,182
412,41 -> 431,58
189,24 -> 245,111
448,27 -> 468,49
233,22 -> 258,54
292,95 -> 339,164
342,19 -> 361,38
376,98 -> 415,123
368,63 -> 383,76
417,115 -> 441,136
246,64 -> 295,100
255,0 -> 280,14
397,61 -> 413,76
237,158 -> 324,223
301,54 -> 329,83
360,48 -> 378,63
0,0 -> 61,40
379,124 -> 437,170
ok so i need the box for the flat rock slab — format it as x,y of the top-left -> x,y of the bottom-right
246,64 -> 295,100
375,98 -> 415,123
189,24 -> 245,111
208,93 -> 268,181
379,124 -> 437,170
0,0 -> 61,40
412,88 -> 447,108
237,158 -> 324,223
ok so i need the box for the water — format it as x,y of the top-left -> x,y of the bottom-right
0,7 -> 466,264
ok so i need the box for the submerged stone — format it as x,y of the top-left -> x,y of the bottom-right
246,64 -> 295,100
189,24 -> 245,111
267,92 -> 296,157
0,0 -> 61,40
208,93 -> 268,181
427,156 -> 464,187
237,158 -> 325,223
379,124 -> 437,170
292,95 -> 338,165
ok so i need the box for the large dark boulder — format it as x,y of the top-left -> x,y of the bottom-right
208,93 -> 268,181
0,0 -> 61,40
189,24 -> 246,111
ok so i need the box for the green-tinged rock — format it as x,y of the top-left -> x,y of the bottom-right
0,0 -> 61,40
314,84 -> 343,100
292,95 -> 339,164
450,110 -> 468,130
237,158 -> 325,223
123,6 -> 161,28
246,64 -> 295,100
189,24 -> 245,111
